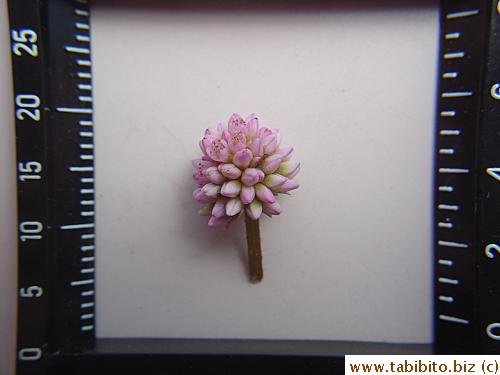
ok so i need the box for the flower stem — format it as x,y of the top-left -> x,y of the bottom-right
244,213 -> 263,283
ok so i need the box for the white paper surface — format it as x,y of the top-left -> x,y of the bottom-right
92,2 -> 438,342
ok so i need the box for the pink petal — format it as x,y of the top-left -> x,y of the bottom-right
241,168 -> 260,186
224,214 -> 240,230
249,156 -> 261,168
277,160 -> 300,178
203,136 -> 230,162
245,113 -> 259,137
274,179 -> 300,194
261,154 -> 282,175
275,146 -> 293,160
208,214 -> 226,227
240,185 -> 255,205
287,165 -> 300,179
262,201 -> 282,216
257,169 -> 265,182
228,113 -> 248,135
193,188 -> 216,204
220,180 -> 242,198
262,134 -> 278,155
218,163 -> 242,179
258,127 -> 273,138
249,137 -> 263,156
227,131 -> 247,153
232,148 -> 253,169
255,183 -> 276,203
225,197 -> 243,216
245,199 -> 262,220
201,183 -> 221,198
263,174 -> 288,190
205,166 -> 226,185
212,198 -> 227,218
193,171 -> 209,187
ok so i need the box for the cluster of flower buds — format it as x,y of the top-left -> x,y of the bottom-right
193,113 -> 300,228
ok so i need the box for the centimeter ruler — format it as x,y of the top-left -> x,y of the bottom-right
435,0 -> 500,353
8,0 -> 95,370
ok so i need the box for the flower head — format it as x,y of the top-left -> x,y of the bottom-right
193,113 -> 300,228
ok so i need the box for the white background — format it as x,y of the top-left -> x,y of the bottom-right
1,1 -> 438,373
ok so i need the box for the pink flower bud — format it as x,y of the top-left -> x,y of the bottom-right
193,188 -> 216,204
232,148 -> 253,169
228,113 -> 248,135
274,179 -> 300,194
220,180 -> 242,198
255,183 -> 276,203
277,161 -> 300,178
249,137 -> 263,156
245,113 -> 259,137
246,199 -> 262,220
261,154 -> 282,175
275,146 -> 293,160
262,134 -> 278,155
201,183 -> 221,198
240,185 -> 255,205
241,168 -> 260,186
225,197 -> 243,216
228,132 -> 247,153
218,163 -> 242,179
262,201 -> 282,216
205,166 -> 226,184
263,174 -> 288,190
211,198 -> 227,218
257,169 -> 265,182
208,214 -> 226,227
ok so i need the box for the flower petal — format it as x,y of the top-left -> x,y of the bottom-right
249,137 -> 263,156
225,197 -> 243,216
211,198 -> 227,218
245,113 -> 259,137
228,113 -> 248,135
240,185 -> 255,205
205,166 -> 226,184
220,180 -> 242,198
275,146 -> 293,160
193,188 -> 216,204
277,160 -> 300,178
262,134 -> 278,155
263,174 -> 288,190
261,154 -> 282,175
245,199 -> 262,220
218,163 -> 242,179
232,148 -> 253,169
208,214 -> 226,227
224,213 -> 240,230
241,168 -> 260,186
274,179 -> 300,194
262,201 -> 282,216
228,131 -> 247,153
201,183 -> 221,198
255,183 -> 276,203
203,136 -> 230,162
257,169 -> 265,182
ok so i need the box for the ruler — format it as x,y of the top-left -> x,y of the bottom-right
6,0 -> 500,373
8,0 -> 95,371
435,0 -> 500,353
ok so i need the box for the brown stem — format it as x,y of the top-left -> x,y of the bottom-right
245,213 -> 263,283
